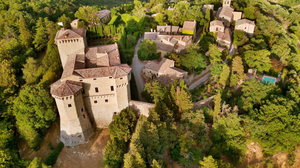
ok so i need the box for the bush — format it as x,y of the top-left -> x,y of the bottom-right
47,142 -> 55,150
138,39 -> 158,61
44,142 -> 64,166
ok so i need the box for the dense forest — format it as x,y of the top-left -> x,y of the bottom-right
0,0 -> 300,167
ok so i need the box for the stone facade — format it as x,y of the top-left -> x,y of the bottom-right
70,19 -> 79,29
97,9 -> 111,24
52,28 -> 132,146
209,20 -> 225,33
235,19 -> 256,34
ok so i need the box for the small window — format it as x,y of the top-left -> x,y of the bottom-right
110,86 -> 114,91
114,112 -> 117,115
94,100 -> 98,104
93,78 -> 97,80
74,23 -> 77,25
68,104 -> 72,108
120,77 -> 123,80
79,79 -> 83,82
82,89 -> 85,94
105,99 -> 108,102
83,114 -> 85,118
81,108 -> 84,112
95,87 -> 99,93
109,76 -> 112,79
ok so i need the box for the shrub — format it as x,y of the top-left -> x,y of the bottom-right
44,142 -> 64,166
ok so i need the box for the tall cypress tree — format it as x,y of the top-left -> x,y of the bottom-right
19,15 -> 33,48
33,18 -> 47,51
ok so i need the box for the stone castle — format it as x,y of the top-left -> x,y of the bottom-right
50,28 -> 132,146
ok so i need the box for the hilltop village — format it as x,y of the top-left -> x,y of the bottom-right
2,0 -> 300,167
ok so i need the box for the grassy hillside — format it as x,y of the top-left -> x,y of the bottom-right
269,0 -> 300,7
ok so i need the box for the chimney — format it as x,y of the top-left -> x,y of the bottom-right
151,29 -> 153,32
194,20 -> 196,22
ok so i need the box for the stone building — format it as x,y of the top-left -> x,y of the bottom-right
142,58 -> 188,86
182,20 -> 197,38
52,28 -> 132,146
209,20 -> 225,33
70,19 -> 79,29
97,9 -> 111,24
235,19 -> 256,35
216,28 -> 232,48
156,25 -> 181,35
144,31 -> 193,56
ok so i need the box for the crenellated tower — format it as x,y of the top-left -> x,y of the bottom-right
54,28 -> 87,69
51,80 -> 94,146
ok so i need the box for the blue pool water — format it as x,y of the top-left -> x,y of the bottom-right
263,76 -> 276,84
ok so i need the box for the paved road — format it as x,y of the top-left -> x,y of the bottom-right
130,39 -> 146,101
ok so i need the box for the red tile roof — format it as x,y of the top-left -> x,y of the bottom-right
55,28 -> 86,40
51,80 -> 82,97
183,21 -> 196,31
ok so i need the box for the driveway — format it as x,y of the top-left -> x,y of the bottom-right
130,39 -> 146,101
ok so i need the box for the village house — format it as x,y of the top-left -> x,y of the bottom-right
232,11 -> 243,21
235,19 -> 256,35
156,25 -> 181,35
70,19 -> 79,29
216,0 -> 234,25
182,20 -> 197,38
142,58 -> 188,85
209,20 -> 225,33
144,31 -> 193,56
52,28 -> 132,146
216,28 -> 232,48
97,9 -> 111,24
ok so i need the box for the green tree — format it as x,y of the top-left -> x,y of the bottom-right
152,159 -> 162,168
123,152 -> 146,168
103,138 -> 126,168
180,44 -> 206,74
174,81 -> 194,113
199,156 -> 218,168
19,15 -> 33,48
75,6 -> 100,25
212,113 -> 247,163
232,56 -> 246,81
210,63 -> 224,78
213,91 -> 221,121
155,13 -> 166,25
58,14 -> 71,29
138,39 -> 158,61
244,6 -> 256,20
132,0 -> 146,18
13,83 -> 57,149
220,64 -> 230,87
33,18 -> 47,51
108,107 -> 137,142
209,44 -> 222,64
244,49 -> 271,73
0,149 -> 20,168
0,120 -> 16,149
22,57 -> 41,83
27,157 -> 51,168
0,59 -> 18,88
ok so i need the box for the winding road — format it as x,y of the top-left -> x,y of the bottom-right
130,39 -> 146,101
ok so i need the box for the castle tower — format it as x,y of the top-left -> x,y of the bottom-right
51,80 -> 94,147
223,0 -> 231,7
54,28 -> 87,69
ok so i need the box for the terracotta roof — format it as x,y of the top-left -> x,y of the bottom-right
144,32 -> 159,40
158,35 -> 192,43
219,6 -> 234,18
74,64 -> 131,79
97,9 -> 111,19
85,43 -> 120,68
144,60 -> 160,72
217,28 -> 231,44
144,58 -> 174,73
51,80 -> 82,97
55,28 -> 86,40
157,25 -> 180,33
210,20 -> 224,27
236,19 -> 255,26
61,48 -> 85,79
183,21 -> 196,31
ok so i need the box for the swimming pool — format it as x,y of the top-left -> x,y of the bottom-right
262,76 -> 276,84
